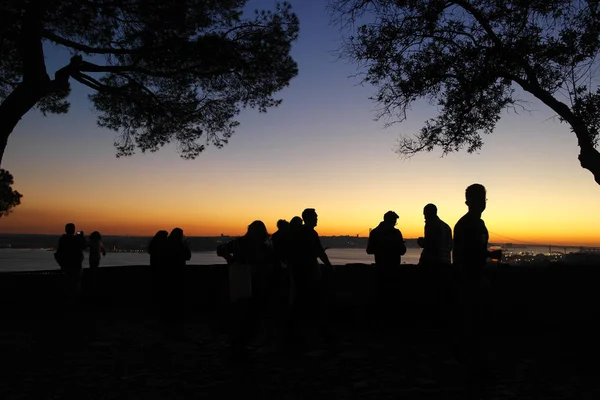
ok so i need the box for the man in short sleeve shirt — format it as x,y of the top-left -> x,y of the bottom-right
453,184 -> 500,280
452,183 -> 501,380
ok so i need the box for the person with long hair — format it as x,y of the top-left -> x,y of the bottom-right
87,231 -> 106,295
217,220 -> 275,359
161,228 -> 191,339
148,230 -> 169,308
148,230 -> 169,270
88,231 -> 106,269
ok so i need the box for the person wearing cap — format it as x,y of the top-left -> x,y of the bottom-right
366,211 -> 407,268
417,203 -> 453,267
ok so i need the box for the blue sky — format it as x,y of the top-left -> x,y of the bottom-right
1,0 -> 599,245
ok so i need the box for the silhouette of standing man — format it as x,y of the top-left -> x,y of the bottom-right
366,211 -> 406,323
453,184 -> 501,278
286,208 -> 334,349
452,184 -> 501,387
366,211 -> 407,268
55,223 -> 87,303
418,204 -> 452,267
418,203 -> 453,325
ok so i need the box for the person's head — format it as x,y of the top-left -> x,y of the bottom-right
383,211 -> 399,226
246,220 -> 269,241
302,208 -> 318,228
290,216 -> 303,230
465,183 -> 487,213
65,223 -> 76,235
423,203 -> 438,221
169,227 -> 184,241
89,231 -> 102,242
276,219 -> 290,231
153,230 -> 169,241
149,230 -> 169,250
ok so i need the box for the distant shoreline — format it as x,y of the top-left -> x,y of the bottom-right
1,232 -> 599,249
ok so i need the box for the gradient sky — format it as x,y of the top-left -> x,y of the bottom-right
1,1 -> 599,246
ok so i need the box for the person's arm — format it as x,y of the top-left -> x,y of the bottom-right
452,223 -> 462,266
317,246 -> 332,267
318,250 -> 332,268
398,231 -> 407,256
446,225 -> 453,251
487,248 -> 502,259
100,242 -> 106,256
418,224 -> 432,249
183,242 -> 192,261
366,231 -> 375,254
315,234 -> 332,267
216,241 -> 235,264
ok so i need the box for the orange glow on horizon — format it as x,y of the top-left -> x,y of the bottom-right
2,203 -> 600,247
3,5 -> 600,251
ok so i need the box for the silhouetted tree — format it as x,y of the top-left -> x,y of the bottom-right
331,0 -> 600,184
0,169 -> 22,217
0,0 -> 299,167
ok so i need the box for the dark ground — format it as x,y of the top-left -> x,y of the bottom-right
1,264 -> 599,399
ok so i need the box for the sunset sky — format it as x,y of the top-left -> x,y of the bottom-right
1,1 -> 599,246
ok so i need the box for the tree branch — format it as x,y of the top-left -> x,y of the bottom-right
452,1 -> 543,89
42,29 -> 139,55
22,0 -> 49,84
222,23 -> 267,38
452,0 -> 504,48
71,72 -> 115,92
78,61 -> 233,79
501,71 -> 592,148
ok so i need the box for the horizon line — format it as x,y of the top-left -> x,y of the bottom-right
1,232 -> 599,248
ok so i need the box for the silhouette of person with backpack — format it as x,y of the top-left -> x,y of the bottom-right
55,223 -> 87,303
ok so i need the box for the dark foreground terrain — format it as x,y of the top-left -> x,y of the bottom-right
1,264 -> 599,399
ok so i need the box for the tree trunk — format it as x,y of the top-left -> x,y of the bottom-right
0,82 -> 45,167
0,0 -> 49,168
517,80 -> 600,186
578,142 -> 600,186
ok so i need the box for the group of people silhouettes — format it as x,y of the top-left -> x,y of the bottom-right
215,208 -> 334,357
54,223 -> 106,299
211,183 -> 500,359
367,184 -> 500,270
53,183 -> 499,363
